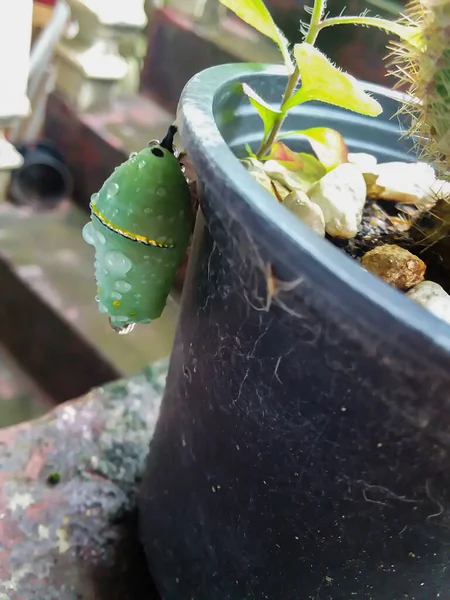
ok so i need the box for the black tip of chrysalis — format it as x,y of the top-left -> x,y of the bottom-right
160,125 -> 178,154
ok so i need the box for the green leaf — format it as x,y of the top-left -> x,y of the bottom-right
283,43 -> 382,117
241,83 -> 282,140
264,140 -> 304,170
278,127 -> 349,171
318,16 -> 423,49
262,141 -> 327,190
218,0 -> 294,73
245,143 -> 258,158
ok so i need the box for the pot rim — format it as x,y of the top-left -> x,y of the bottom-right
177,63 -> 450,359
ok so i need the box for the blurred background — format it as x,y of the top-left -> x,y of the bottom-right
0,0 -> 406,427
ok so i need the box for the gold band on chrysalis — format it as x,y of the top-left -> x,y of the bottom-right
91,205 -> 175,249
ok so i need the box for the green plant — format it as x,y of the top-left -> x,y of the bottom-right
219,0 -> 420,162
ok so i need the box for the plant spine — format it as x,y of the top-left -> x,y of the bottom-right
389,0 -> 450,176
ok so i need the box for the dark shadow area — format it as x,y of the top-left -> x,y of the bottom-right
90,509 -> 161,600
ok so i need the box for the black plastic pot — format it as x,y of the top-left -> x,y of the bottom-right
139,64 -> 450,599
10,139 -> 72,207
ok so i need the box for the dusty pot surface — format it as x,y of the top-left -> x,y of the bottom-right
140,64 -> 450,600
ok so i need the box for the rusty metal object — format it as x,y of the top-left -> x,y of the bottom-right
0,367 -> 166,599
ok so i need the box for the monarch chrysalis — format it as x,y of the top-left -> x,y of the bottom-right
82,125 -> 193,334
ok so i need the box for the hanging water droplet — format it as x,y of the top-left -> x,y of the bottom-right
95,295 -> 100,303
108,182 -> 119,197
82,222 -> 96,245
91,192 -> 99,205
109,318 -> 135,335
104,250 -> 132,276
156,187 -> 167,197
115,280 -> 132,293
138,160 -> 146,169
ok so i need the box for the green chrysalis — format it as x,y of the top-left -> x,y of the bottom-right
82,125 -> 193,334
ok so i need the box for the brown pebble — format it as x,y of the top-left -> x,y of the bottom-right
361,244 -> 426,291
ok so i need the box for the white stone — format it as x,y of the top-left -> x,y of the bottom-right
366,161 -> 437,204
348,152 -> 378,171
242,157 -> 289,200
283,190 -> 325,237
308,163 -> 367,239
406,280 -> 450,325
263,159 -> 317,194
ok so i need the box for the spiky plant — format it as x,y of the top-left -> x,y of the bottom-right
389,0 -> 450,176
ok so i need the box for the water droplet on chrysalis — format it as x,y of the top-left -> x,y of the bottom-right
96,230 -> 106,245
82,222 -> 96,245
138,160 -> 146,169
129,152 -> 138,161
111,291 -> 122,300
115,280 -> 132,293
156,187 -> 167,197
104,250 -> 132,276
108,182 -> 119,197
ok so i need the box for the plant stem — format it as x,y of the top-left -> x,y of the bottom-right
256,0 -> 327,158
304,0 -> 328,45
256,69 -> 298,158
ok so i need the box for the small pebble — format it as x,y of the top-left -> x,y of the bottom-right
308,163 -> 367,239
407,281 -> 450,325
282,190 -> 325,237
361,244 -> 426,290
241,157 -> 289,200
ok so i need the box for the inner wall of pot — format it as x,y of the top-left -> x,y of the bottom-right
213,73 -> 415,161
